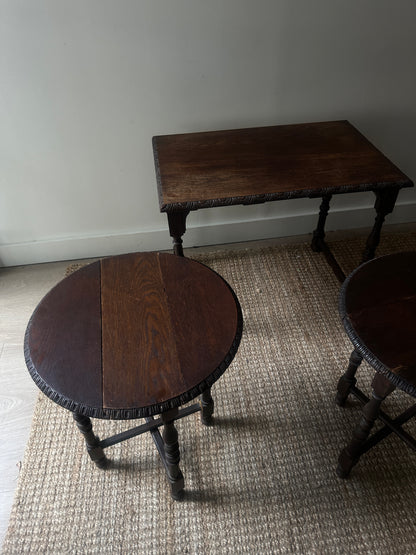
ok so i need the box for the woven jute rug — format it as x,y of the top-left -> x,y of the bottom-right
3,230 -> 416,554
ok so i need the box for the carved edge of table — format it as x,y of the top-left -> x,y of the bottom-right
338,260 -> 416,398
154,130 -> 413,264
24,270 -> 244,420
156,181 -> 412,213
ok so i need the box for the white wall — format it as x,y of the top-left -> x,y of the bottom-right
1,0 -> 415,266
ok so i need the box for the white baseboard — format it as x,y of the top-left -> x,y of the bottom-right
1,202 -> 415,267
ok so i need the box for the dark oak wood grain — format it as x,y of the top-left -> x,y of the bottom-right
24,252 -> 242,419
25,262 -> 102,407
158,254 -> 239,390
153,120 -> 413,269
153,121 -> 412,211
101,253 -> 184,410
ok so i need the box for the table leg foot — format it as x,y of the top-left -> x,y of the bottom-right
170,480 -> 185,501
73,412 -> 109,469
335,350 -> 362,406
161,408 -> 185,500
200,388 -> 214,425
336,448 -> 357,479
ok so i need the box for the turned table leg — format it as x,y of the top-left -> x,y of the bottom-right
361,187 -> 399,263
167,210 -> 190,257
337,373 -> 396,478
311,194 -> 332,252
73,412 -> 109,469
335,349 -> 363,406
200,388 -> 214,425
311,194 -> 346,282
161,408 -> 184,500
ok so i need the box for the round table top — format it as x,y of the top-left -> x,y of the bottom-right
339,251 -> 416,397
25,252 -> 243,419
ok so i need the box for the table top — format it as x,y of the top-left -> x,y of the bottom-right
340,251 -> 416,397
153,120 -> 413,212
25,252 -> 243,419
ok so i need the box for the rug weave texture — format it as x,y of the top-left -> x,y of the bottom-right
3,231 -> 416,554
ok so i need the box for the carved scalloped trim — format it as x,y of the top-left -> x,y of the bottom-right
339,258 -> 416,398
159,181 -> 412,213
24,270 -> 243,420
340,315 -> 416,398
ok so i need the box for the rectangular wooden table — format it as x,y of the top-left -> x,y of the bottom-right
153,120 -> 413,281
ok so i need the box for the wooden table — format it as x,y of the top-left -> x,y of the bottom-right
153,120 -> 413,281
336,251 -> 416,477
24,252 -> 243,500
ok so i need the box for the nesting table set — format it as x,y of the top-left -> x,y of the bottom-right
25,120 -> 414,499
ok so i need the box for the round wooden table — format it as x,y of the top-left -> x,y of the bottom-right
25,252 -> 243,499
336,251 -> 416,478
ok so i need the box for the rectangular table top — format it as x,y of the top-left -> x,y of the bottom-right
153,120 -> 413,212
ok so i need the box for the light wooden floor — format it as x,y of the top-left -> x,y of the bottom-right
1,224 -> 414,547
0,256 -> 100,545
